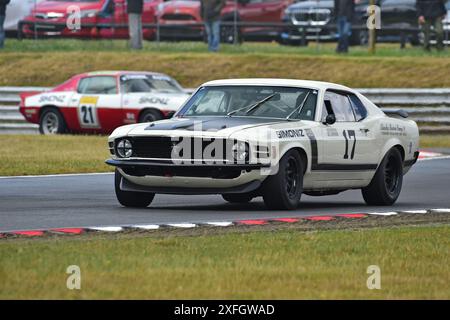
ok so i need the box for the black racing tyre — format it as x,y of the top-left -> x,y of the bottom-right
39,108 -> 66,135
138,109 -> 163,123
222,193 -> 254,203
362,148 -> 403,206
262,149 -> 303,210
114,169 -> 155,208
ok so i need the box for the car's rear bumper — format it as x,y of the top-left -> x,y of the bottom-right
106,159 -> 270,194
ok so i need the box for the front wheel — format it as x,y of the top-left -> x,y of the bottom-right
362,148 -> 403,206
262,150 -> 303,210
139,109 -> 163,123
115,169 -> 155,208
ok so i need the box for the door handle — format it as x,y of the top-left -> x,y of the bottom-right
360,128 -> 370,133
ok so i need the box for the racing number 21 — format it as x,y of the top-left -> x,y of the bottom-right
81,106 -> 95,125
78,96 -> 99,128
343,130 -> 356,160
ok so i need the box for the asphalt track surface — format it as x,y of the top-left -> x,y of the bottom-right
1,158 -> 449,232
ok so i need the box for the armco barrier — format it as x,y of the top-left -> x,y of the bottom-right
1,87 -> 449,134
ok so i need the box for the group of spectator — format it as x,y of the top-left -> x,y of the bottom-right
335,0 -> 447,53
0,0 -> 447,52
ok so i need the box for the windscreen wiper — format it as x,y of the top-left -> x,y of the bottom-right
227,93 -> 278,117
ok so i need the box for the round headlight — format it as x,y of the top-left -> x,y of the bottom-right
117,139 -> 133,158
232,142 -> 249,162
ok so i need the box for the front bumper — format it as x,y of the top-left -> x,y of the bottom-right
106,159 -> 270,194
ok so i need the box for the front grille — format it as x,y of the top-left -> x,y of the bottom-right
130,136 -> 173,159
118,136 -> 245,162
161,13 -> 196,21
291,9 -> 331,25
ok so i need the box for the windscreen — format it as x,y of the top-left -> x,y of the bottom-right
120,74 -> 183,94
179,86 -> 318,120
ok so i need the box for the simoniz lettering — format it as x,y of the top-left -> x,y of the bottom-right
276,129 -> 305,139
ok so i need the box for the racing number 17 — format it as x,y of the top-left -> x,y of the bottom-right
343,130 -> 356,160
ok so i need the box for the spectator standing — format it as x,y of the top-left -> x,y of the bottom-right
335,0 -> 355,53
416,0 -> 447,51
0,0 -> 10,49
200,0 -> 225,52
127,0 -> 144,50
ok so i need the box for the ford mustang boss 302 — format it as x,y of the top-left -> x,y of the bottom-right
20,71 -> 189,134
106,79 -> 419,210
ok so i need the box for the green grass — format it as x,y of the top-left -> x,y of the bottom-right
0,135 -> 111,176
0,225 -> 449,299
0,40 -> 449,88
3,39 -> 450,57
420,135 -> 450,149
1,134 -> 448,176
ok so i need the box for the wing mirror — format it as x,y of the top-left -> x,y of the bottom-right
324,114 -> 336,125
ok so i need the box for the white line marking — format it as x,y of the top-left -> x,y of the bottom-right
204,222 -> 234,227
131,224 -> 160,230
430,208 -> 450,213
0,172 -> 113,179
166,223 -> 196,228
367,212 -> 399,216
418,155 -> 450,162
402,210 -> 428,214
89,226 -> 123,232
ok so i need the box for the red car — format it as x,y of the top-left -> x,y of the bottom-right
20,0 -> 161,40
20,71 -> 190,134
157,0 -> 293,43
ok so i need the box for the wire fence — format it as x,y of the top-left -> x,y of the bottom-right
16,19 -> 450,50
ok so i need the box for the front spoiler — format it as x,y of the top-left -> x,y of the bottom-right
119,175 -> 262,195
105,159 -> 269,171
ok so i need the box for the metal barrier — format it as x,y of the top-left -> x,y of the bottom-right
1,86 -> 449,134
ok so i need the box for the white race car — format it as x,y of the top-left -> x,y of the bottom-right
106,79 -> 420,210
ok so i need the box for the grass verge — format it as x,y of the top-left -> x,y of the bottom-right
0,41 -> 449,88
0,135 -> 110,176
0,223 -> 449,299
1,134 -> 449,176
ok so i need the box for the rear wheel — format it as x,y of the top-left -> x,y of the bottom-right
39,108 -> 66,135
222,193 -> 253,204
115,169 -> 155,208
262,149 -> 303,210
138,109 -> 163,123
362,148 -> 403,206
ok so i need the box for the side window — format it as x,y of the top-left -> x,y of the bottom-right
78,76 -> 117,95
348,94 -> 368,121
296,92 -> 317,121
323,91 -> 356,122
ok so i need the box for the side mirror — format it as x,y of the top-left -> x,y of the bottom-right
324,114 -> 336,125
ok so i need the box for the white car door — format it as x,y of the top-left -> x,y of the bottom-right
68,76 -> 123,131
317,90 -> 379,183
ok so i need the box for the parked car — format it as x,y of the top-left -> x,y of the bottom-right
19,0 -> 161,40
4,0 -> 45,34
427,0 -> 450,45
157,0 -> 294,43
19,71 -> 190,135
280,0 -> 421,46
106,79 -> 419,210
